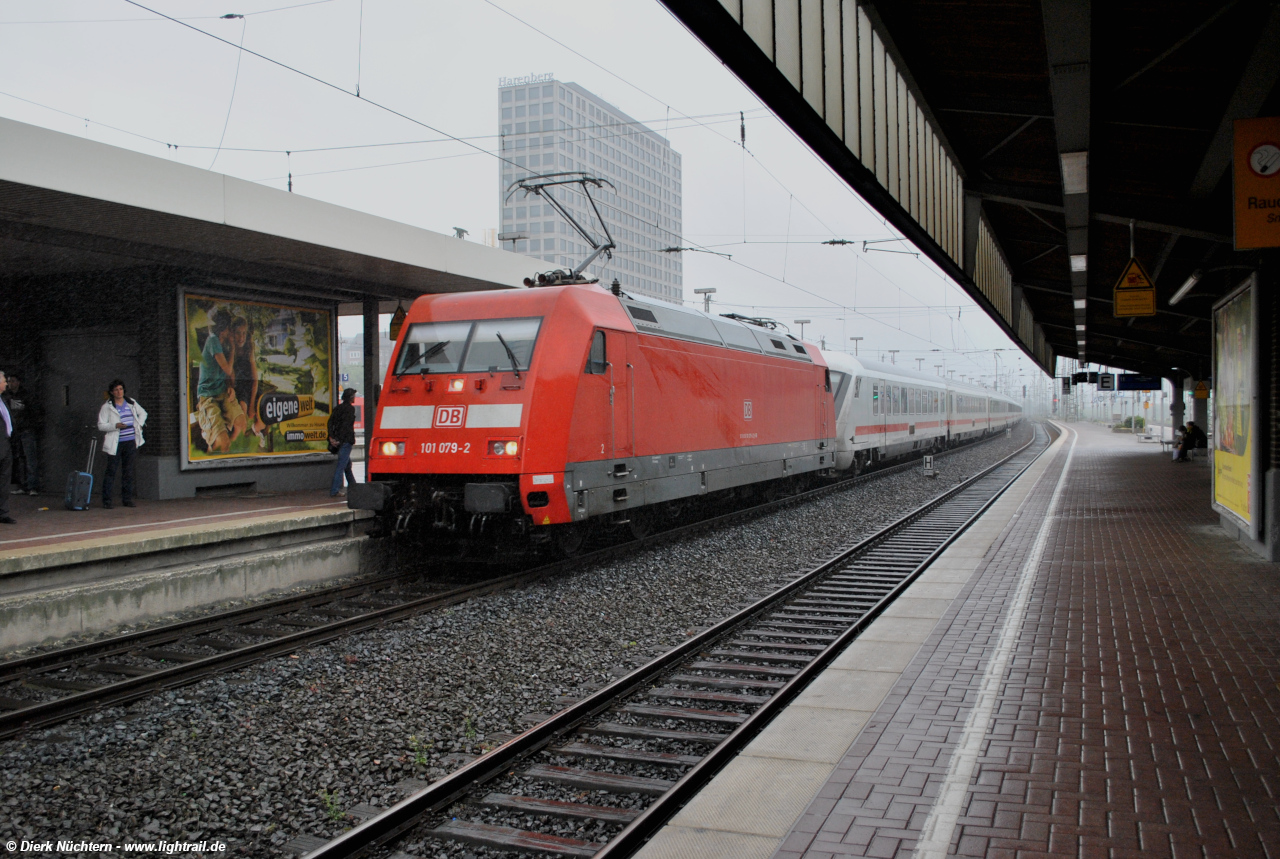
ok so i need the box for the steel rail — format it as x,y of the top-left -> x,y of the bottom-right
0,572 -> 421,679
0,428 -> 1016,742
595,425 -> 1057,857
302,423 -> 1052,859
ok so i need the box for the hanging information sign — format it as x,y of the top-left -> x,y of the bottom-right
1112,257 -> 1157,317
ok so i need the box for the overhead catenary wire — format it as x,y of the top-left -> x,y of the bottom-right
120,0 -> 526,173
0,84 -> 756,168
355,0 -> 364,97
50,2 -> 1012,364
207,16 -> 248,171
0,0 -> 341,25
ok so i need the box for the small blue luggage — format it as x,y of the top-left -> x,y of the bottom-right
65,439 -> 96,511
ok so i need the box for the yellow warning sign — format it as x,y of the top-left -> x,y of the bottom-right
1194,381 -> 1210,400
1113,257 -> 1156,317
389,304 -> 408,341
541,516 -> 551,525
1233,116 -> 1280,250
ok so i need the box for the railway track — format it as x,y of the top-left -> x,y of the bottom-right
0,428 -> 1021,743
298,423 -> 1054,859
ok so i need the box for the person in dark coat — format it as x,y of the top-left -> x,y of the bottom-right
328,388 -> 358,496
3,372 -> 38,495
0,371 -> 15,523
1177,420 -> 1207,461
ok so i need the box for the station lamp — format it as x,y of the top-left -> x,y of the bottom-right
1169,270 -> 1202,306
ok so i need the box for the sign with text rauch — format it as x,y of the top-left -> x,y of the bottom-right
1233,117 -> 1280,250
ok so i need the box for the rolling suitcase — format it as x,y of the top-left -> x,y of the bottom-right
65,439 -> 97,511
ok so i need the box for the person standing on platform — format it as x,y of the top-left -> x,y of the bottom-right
98,379 -> 147,508
327,387 -> 357,497
0,371 -> 15,524
3,373 -> 39,495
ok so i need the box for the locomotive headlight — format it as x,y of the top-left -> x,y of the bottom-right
487,438 -> 520,457
448,377 -> 465,392
379,440 -> 405,456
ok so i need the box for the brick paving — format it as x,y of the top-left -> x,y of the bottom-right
775,423 -> 1280,858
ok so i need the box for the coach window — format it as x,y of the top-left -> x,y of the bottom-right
585,330 -> 607,374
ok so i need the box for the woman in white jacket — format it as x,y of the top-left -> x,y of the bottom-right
97,379 -> 147,508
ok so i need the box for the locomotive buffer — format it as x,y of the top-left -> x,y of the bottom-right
507,172 -> 618,288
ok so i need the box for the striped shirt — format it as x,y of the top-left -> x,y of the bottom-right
117,401 -> 135,443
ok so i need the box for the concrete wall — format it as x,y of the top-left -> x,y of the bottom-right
0,536 -> 366,651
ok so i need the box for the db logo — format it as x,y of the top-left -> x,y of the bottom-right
743,400 -> 753,421
434,405 -> 466,428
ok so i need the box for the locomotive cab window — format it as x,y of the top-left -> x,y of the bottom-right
394,317 -> 544,376
394,321 -> 472,375
585,330 -> 607,374
461,317 -> 542,373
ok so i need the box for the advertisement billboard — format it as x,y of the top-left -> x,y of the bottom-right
1212,275 -> 1258,537
181,293 -> 334,469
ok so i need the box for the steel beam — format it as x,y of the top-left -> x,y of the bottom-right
362,295 -> 380,448
1041,0 -> 1091,361
1189,5 -> 1280,198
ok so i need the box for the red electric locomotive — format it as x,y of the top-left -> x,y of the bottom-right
351,283 -> 837,554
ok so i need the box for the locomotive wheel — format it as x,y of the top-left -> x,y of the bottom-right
552,523 -> 589,558
628,509 -> 658,540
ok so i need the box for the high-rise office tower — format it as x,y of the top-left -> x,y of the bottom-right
498,75 -> 684,304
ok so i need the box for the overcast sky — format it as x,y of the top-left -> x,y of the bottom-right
1,0 -> 1046,389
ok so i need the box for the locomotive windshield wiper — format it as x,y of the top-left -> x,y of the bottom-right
401,340 -> 450,377
494,332 -> 521,380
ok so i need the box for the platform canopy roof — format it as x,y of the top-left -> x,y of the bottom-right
662,0 -> 1280,379
0,117 -> 532,305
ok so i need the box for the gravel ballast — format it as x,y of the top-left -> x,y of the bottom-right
0,426 -> 1034,857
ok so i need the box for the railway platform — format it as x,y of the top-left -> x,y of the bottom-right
0,489 -> 375,652
638,421 -> 1278,859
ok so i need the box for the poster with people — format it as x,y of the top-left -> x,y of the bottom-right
1212,277 -> 1255,534
183,294 -> 334,466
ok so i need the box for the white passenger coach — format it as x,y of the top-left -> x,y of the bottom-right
822,352 -> 1023,473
